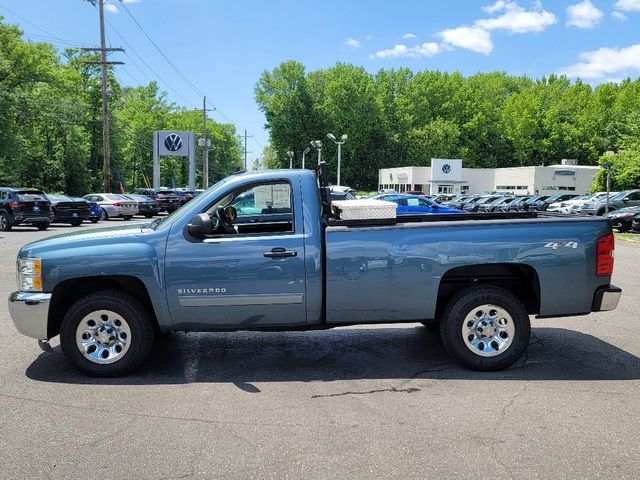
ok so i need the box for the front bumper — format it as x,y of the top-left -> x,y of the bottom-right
8,292 -> 52,340
592,285 -> 622,312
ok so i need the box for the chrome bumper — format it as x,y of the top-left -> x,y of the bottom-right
8,292 -> 52,340
592,285 -> 622,312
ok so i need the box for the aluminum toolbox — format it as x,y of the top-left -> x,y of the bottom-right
331,199 -> 397,221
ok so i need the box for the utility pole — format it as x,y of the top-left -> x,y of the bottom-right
238,129 -> 253,171
202,96 -> 208,188
83,0 -> 124,193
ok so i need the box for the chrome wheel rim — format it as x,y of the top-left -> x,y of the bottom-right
0,215 -> 7,230
462,304 -> 515,357
75,310 -> 131,364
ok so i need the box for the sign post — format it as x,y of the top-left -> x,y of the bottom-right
153,131 -> 196,190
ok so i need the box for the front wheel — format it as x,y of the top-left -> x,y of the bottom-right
90,218 -> 99,224
123,215 -> 133,221
70,220 -> 82,227
36,223 -> 48,231
101,208 -> 109,221
439,286 -> 531,371
60,291 -> 155,376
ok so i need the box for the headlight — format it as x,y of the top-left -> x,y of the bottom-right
17,257 -> 42,292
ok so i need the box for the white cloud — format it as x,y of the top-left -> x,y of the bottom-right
122,0 -> 141,3
402,33 -> 417,39
373,42 -> 441,58
476,1 -> 557,33
612,11 -> 628,20
437,26 -> 493,54
104,3 -> 118,13
559,43 -> 640,78
345,38 -> 360,47
614,0 -> 640,11
566,1 -> 603,28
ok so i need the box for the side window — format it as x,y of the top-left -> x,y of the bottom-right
211,181 -> 294,235
627,192 -> 640,201
0,191 -> 6,200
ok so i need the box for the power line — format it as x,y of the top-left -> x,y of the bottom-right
102,15 -> 198,108
117,0 -> 205,99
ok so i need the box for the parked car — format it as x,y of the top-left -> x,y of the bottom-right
504,196 -> 533,212
83,193 -> 138,220
478,196 -> 516,213
46,194 -> 90,226
569,192 -> 612,215
8,169 -> 621,376
120,194 -> 160,218
519,195 -> 550,211
135,188 -> 181,213
376,194 -> 463,215
581,189 -> 640,216
81,198 -> 102,223
607,206 -> 640,232
531,194 -> 580,212
452,195 -> 483,210
631,213 -> 640,233
464,195 -> 501,212
378,188 -> 396,194
0,188 -> 53,231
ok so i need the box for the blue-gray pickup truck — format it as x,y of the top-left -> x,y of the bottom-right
9,167 -> 621,376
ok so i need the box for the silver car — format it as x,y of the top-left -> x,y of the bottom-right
82,193 -> 138,220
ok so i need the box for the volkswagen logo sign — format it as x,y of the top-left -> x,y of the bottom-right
442,163 -> 452,174
164,133 -> 183,152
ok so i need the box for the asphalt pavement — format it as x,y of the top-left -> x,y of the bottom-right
0,219 -> 638,479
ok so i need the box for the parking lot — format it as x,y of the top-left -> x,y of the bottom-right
0,219 -> 638,479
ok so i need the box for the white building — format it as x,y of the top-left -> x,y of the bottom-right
378,159 -> 599,195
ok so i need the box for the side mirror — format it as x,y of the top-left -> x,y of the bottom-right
187,213 -> 213,238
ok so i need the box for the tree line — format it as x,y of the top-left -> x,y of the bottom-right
0,18 -> 243,195
255,60 -> 640,190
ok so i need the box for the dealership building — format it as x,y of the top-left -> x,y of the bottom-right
378,159 -> 599,196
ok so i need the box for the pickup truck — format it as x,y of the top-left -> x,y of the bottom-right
9,167 -> 622,376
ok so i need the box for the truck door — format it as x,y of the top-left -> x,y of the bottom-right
164,179 -> 307,329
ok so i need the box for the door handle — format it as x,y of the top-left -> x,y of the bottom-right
263,247 -> 297,258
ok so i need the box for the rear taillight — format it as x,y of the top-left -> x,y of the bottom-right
9,201 -> 18,208
596,233 -> 615,277
113,202 -> 121,207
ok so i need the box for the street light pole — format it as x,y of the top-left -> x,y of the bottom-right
310,141 -> 322,166
603,151 -> 614,215
287,151 -> 294,169
327,133 -> 348,186
302,147 -> 311,169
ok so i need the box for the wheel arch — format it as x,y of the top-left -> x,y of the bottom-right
436,263 -> 540,319
48,275 -> 159,339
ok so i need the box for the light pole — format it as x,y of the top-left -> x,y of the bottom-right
327,133 -> 347,186
287,151 -> 294,169
302,147 -> 311,169
310,140 -> 322,166
602,159 -> 613,214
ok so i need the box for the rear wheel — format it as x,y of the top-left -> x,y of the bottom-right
440,286 -> 530,371
70,220 -> 82,227
0,212 -> 11,231
145,214 -> 154,218
60,291 -> 155,376
36,223 -> 48,231
90,218 -> 99,224
101,208 -> 109,221
123,215 -> 133,221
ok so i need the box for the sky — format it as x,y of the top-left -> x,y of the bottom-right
1,0 -> 640,166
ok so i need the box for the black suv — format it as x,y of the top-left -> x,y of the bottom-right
0,188 -> 54,231
134,188 -> 181,213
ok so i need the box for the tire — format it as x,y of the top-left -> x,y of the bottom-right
101,208 -> 109,221
123,215 -> 133,221
90,218 -> 99,224
60,290 -> 155,377
439,286 -> 531,371
36,223 -> 48,231
145,214 -> 154,218
0,212 -> 11,231
70,220 -> 82,227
